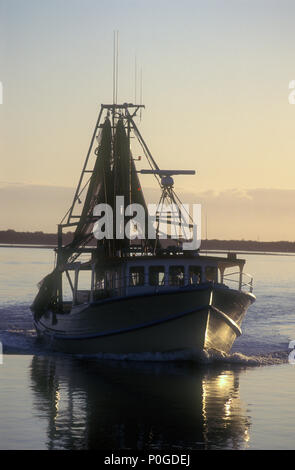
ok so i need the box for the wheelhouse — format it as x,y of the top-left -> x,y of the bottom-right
62,251 -> 253,307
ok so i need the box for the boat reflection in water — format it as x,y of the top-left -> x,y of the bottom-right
30,356 -> 251,450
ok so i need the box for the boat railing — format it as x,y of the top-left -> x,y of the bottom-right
93,271 -> 254,297
222,271 -> 254,293
74,270 -> 254,305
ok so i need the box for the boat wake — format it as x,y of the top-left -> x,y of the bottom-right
0,330 -> 38,354
0,304 -> 40,354
0,329 -> 288,365
75,347 -> 289,366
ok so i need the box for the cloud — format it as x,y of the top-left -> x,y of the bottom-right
0,183 -> 73,232
0,183 -> 295,241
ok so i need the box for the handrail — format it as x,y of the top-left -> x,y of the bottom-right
73,269 -> 254,303
96,272 -> 254,293
223,271 -> 253,293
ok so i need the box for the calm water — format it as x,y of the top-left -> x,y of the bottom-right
0,247 -> 295,450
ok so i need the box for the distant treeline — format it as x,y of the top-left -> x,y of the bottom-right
1,230 -> 295,253
0,229 -> 73,246
201,239 -> 295,253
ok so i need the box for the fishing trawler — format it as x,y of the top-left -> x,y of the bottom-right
31,102 -> 255,355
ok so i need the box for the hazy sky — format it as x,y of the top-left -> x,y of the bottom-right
1,0 -> 295,240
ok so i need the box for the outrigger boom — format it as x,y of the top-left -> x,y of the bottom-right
139,170 -> 196,176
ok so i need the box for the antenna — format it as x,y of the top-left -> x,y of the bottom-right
116,31 -> 119,103
113,30 -> 119,104
134,55 -> 137,104
140,66 -> 143,120
113,31 -> 115,104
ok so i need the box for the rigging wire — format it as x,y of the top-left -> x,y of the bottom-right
60,175 -> 92,225
140,67 -> 143,121
60,127 -> 103,225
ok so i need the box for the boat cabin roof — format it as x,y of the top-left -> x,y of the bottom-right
120,254 -> 245,269
66,250 -> 245,271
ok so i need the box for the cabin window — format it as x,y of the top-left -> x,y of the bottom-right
129,266 -> 145,287
169,266 -> 184,286
205,266 -> 218,282
189,266 -> 202,284
149,266 -> 165,286
105,271 -> 116,290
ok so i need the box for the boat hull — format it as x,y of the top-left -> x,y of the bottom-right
33,283 -> 255,356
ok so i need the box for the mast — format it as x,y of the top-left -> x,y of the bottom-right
58,103 -> 195,262
31,102 -> 197,318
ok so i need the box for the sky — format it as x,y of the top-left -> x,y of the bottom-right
1,0 -> 295,240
